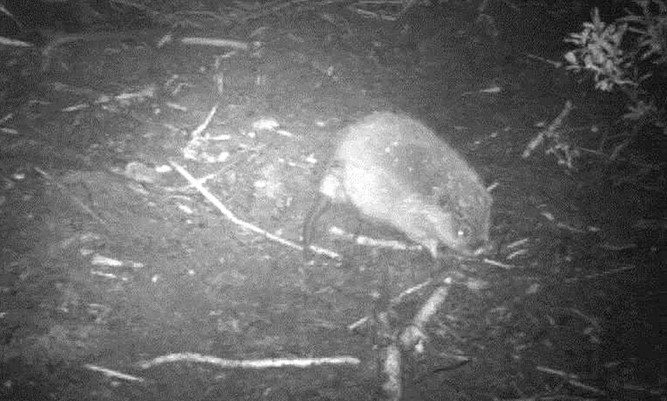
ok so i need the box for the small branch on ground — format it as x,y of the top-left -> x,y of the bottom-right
138,352 -> 360,369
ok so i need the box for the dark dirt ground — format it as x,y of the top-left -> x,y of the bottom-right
1,1 -> 666,400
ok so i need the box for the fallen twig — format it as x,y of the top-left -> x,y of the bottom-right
37,28 -> 247,73
38,29 -> 170,72
180,36 -> 249,50
170,161 -> 339,258
537,366 -> 605,395
382,343 -> 402,401
84,364 -> 144,382
523,100 -> 576,168
0,36 -> 33,47
399,283 -> 451,350
381,276 -> 471,399
329,226 -> 422,253
564,265 -> 636,283
483,258 -> 514,269
391,279 -> 433,307
138,352 -> 359,369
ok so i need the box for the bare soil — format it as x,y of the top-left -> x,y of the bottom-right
1,2 -> 665,400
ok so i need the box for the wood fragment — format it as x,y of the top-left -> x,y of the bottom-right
84,364 -> 144,382
138,352 -> 360,369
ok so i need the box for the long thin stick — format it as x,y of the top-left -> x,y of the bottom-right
170,161 -> 339,258
139,352 -> 359,369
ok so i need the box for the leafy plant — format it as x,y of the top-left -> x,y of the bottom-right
564,8 -> 634,92
563,1 -> 666,161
